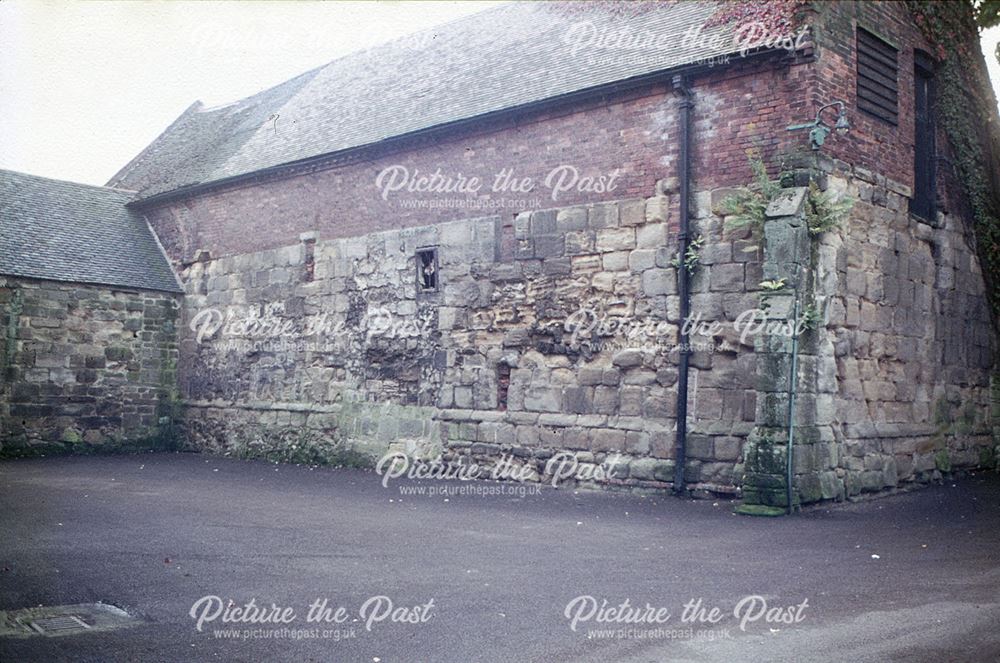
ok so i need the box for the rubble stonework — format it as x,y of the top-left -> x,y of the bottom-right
173,166 -> 996,502
0,277 -> 181,454
177,187 -> 760,494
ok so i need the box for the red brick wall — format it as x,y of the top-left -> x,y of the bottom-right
142,54 -> 823,263
140,1 -> 951,263
811,1 -> 948,195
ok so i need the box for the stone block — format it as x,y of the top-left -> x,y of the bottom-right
636,223 -> 669,249
619,386 -> 644,416
530,210 -> 558,235
525,388 -> 561,413
657,177 -> 679,196
765,187 -> 807,218
715,436 -> 742,461
630,458 -> 675,482
709,263 -> 745,292
628,249 -> 657,272
699,242 -> 732,265
556,207 -> 588,232
642,269 -> 676,296
602,251 -> 629,271
593,386 -> 619,414
645,196 -> 670,224
534,234 -> 565,259
591,429 -> 626,452
562,386 -> 593,414
565,231 -> 595,255
596,228 -> 636,252
579,367 -> 604,386
619,199 -> 647,226
589,203 -> 619,229
612,349 -> 645,368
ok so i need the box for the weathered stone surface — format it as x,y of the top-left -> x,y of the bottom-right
764,187 -> 807,218
0,277 -> 180,453
629,457 -> 675,481
641,269 -> 676,296
628,249 -> 657,272
619,199 -> 647,227
612,349 -> 646,369
588,203 -> 619,229
595,228 -> 636,252
556,207 -> 588,232
645,196 -> 670,224
709,264 -> 745,292
636,223 -> 669,249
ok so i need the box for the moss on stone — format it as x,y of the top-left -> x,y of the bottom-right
734,503 -> 787,517
934,449 -> 952,473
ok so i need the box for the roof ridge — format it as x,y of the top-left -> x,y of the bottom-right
197,63 -> 326,112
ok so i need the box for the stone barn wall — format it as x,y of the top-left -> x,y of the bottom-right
0,276 -> 180,455
118,0 -> 997,502
171,165 -> 996,502
177,182 -> 762,494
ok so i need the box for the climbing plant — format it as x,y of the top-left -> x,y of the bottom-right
703,0 -> 810,32
905,0 -> 1000,327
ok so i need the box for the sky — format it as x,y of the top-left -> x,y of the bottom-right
1,1 -> 999,188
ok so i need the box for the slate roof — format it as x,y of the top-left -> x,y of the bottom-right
110,1 -> 740,200
0,169 -> 182,293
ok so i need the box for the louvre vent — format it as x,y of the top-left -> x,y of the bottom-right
856,28 -> 898,125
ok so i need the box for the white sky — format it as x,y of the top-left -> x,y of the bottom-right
1,1 -> 998,187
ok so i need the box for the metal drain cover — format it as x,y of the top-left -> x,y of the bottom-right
29,614 -> 91,635
0,603 -> 141,638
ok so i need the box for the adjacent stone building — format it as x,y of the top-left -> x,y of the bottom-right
0,170 -> 182,454
3,1 -> 998,506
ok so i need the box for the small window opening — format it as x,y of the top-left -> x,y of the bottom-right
416,248 -> 438,292
497,363 -> 511,411
303,239 -> 316,282
498,215 -> 516,262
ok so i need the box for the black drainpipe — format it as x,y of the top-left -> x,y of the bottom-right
671,74 -> 693,495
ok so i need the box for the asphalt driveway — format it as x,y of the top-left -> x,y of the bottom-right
1,453 -> 998,662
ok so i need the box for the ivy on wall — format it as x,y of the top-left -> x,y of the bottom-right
906,0 -> 1000,329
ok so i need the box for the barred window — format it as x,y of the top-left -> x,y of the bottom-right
416,247 -> 438,292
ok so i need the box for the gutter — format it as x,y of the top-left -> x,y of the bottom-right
127,47 -> 789,210
671,74 -> 694,496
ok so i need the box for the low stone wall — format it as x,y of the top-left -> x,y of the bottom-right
0,276 -> 180,455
